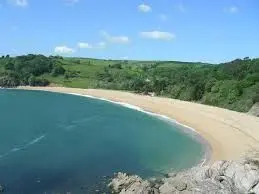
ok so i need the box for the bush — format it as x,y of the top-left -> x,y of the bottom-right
253,95 -> 259,103
4,62 -> 15,71
64,70 -> 80,79
109,63 -> 122,69
51,65 -> 66,76
28,75 -> 49,86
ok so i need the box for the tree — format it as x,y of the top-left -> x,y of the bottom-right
0,76 -> 19,87
152,77 -> 169,94
4,62 -> 15,71
51,65 -> 66,76
28,75 -> 49,86
28,75 -> 37,86
110,63 -> 122,69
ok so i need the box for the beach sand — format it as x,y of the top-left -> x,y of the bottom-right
17,86 -> 259,162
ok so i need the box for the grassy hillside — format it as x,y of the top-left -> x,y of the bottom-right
0,55 -> 258,112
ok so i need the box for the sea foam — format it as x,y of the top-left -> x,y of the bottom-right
0,134 -> 46,160
27,135 -> 46,146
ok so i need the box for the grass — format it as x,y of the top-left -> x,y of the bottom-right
43,58 -> 199,89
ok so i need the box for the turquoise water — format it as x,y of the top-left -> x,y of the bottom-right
0,90 -> 204,193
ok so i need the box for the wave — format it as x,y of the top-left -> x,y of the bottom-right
27,135 -> 46,146
70,93 -> 193,130
11,147 -> 22,152
0,134 -> 46,160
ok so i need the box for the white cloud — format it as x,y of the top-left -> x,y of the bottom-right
159,14 -> 167,21
54,46 -> 75,54
64,0 -> 79,5
225,6 -> 239,14
121,56 -> 129,60
109,36 -> 130,44
138,3 -> 152,13
140,31 -> 175,41
8,0 -> 28,7
77,41 -> 106,49
101,31 -> 130,44
78,42 -> 93,49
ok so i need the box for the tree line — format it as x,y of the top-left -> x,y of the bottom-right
0,54 -> 258,112
0,54 -> 65,87
95,58 -> 259,112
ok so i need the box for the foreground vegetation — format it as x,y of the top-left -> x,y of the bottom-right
0,54 -> 258,112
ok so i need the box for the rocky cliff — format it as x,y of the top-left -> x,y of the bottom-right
109,157 -> 259,194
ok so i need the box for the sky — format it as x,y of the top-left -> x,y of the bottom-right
0,0 -> 259,63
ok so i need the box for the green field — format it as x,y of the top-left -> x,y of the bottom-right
0,55 -> 258,112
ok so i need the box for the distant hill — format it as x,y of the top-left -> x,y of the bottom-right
0,55 -> 258,113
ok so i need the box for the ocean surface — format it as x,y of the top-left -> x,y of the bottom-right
0,89 -> 204,193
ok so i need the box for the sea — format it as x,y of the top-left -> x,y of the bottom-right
0,89 -> 204,193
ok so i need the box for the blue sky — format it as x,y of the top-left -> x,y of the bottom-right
0,0 -> 258,63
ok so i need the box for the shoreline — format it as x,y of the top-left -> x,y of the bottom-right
4,87 -> 211,166
69,92 -> 212,167
13,86 -> 259,163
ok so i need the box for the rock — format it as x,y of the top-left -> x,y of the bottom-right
154,184 -> 160,189
251,181 -> 259,193
167,172 -> 177,178
152,188 -> 159,194
204,168 -> 213,178
159,182 -> 178,193
224,160 -> 259,192
120,180 -> 152,194
109,172 -> 152,194
249,102 -> 259,117
108,172 -> 141,192
109,158 -> 259,194
173,181 -> 187,191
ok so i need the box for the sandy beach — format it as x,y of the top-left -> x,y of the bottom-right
17,86 -> 259,162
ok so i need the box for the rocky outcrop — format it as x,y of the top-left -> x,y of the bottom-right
249,102 -> 259,117
109,158 -> 259,194
108,173 -> 156,194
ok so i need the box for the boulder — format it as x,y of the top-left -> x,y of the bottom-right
109,172 -> 152,194
223,160 -> 259,192
159,182 -> 178,193
249,102 -> 259,117
173,181 -> 187,191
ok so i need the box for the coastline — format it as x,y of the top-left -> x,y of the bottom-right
69,92 -> 212,167
15,86 -> 259,163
